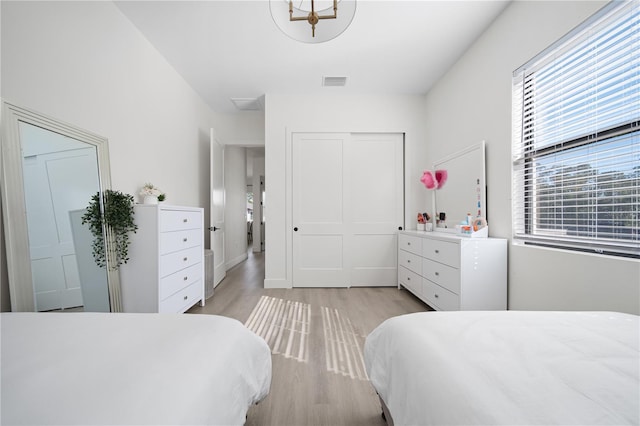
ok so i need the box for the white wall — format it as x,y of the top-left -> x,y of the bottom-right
2,1 -> 219,208
0,1 -> 222,309
224,146 -> 248,269
423,0 -> 639,314
216,111 -> 265,147
264,94 -> 427,288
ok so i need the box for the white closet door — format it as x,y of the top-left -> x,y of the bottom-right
349,133 -> 404,286
292,133 -> 350,287
292,132 -> 404,288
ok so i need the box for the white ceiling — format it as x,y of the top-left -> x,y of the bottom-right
115,1 -> 510,115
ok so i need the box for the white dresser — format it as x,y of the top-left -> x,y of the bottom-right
398,231 -> 507,310
120,204 -> 205,313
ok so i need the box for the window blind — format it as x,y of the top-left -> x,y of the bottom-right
512,1 -> 639,258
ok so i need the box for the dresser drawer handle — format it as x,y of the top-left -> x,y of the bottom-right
183,218 -> 188,223
407,242 -> 411,246
183,257 -> 188,262
183,238 -> 188,242
435,272 -> 440,276
183,276 -> 188,281
183,295 -> 188,300
434,294 -> 439,298
407,259 -> 411,263
407,277 -> 411,281
435,249 -> 440,254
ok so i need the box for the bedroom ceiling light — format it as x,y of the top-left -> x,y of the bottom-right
289,0 -> 336,38
270,0 -> 356,43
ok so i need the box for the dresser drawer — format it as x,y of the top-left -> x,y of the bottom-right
159,229 -> 202,255
159,263 -> 202,300
398,249 -> 422,275
159,246 -> 203,277
398,266 -> 421,295
159,209 -> 202,232
422,258 -> 460,294
422,238 -> 460,268
398,233 -> 422,255
159,280 -> 202,313
423,279 -> 459,311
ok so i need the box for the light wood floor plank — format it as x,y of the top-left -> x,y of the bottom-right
188,251 -> 430,426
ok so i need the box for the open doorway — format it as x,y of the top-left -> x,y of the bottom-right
246,148 -> 265,254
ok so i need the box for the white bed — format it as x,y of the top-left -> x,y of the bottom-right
364,311 -> 639,426
1,312 -> 272,425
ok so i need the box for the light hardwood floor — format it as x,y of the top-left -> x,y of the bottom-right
188,251 -> 431,426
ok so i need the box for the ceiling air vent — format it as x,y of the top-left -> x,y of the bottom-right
322,76 -> 347,87
230,98 -> 263,111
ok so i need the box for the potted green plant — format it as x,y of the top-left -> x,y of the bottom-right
82,190 -> 138,270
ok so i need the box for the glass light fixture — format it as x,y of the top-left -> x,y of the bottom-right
270,0 -> 356,43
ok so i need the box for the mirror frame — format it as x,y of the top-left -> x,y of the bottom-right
432,141 -> 486,233
1,100 -> 121,312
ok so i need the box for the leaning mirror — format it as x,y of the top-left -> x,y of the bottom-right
1,101 -> 120,312
432,141 -> 486,232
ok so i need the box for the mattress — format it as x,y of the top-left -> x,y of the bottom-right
1,312 -> 272,425
364,311 -> 639,425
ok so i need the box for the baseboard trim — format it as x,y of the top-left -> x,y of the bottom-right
264,278 -> 291,289
225,253 -> 248,270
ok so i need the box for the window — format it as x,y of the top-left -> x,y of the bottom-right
512,1 -> 639,258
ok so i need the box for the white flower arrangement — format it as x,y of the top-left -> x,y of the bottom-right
139,182 -> 162,197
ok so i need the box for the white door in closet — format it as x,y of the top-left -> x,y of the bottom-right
349,133 -> 404,286
292,133 -> 403,288
210,129 -> 226,287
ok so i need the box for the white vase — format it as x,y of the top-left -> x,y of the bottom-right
143,195 -> 158,205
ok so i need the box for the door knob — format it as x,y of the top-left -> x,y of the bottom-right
398,226 -> 403,230
294,227 -> 298,232
209,226 -> 220,231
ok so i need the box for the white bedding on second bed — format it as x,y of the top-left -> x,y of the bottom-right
1,312 -> 272,425
364,311 -> 639,425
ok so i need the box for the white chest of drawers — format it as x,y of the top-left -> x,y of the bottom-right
119,204 -> 205,313
398,231 -> 507,310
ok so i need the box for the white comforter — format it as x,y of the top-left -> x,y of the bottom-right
365,311 -> 639,425
1,312 -> 272,425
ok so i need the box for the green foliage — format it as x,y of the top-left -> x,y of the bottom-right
82,190 -> 138,270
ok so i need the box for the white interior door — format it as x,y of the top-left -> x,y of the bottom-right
292,133 -> 350,287
349,133 -> 404,286
292,132 -> 404,288
210,129 -> 226,287
23,146 -> 99,310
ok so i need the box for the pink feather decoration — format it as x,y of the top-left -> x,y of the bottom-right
421,169 -> 448,190
420,171 -> 436,189
435,169 -> 448,189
